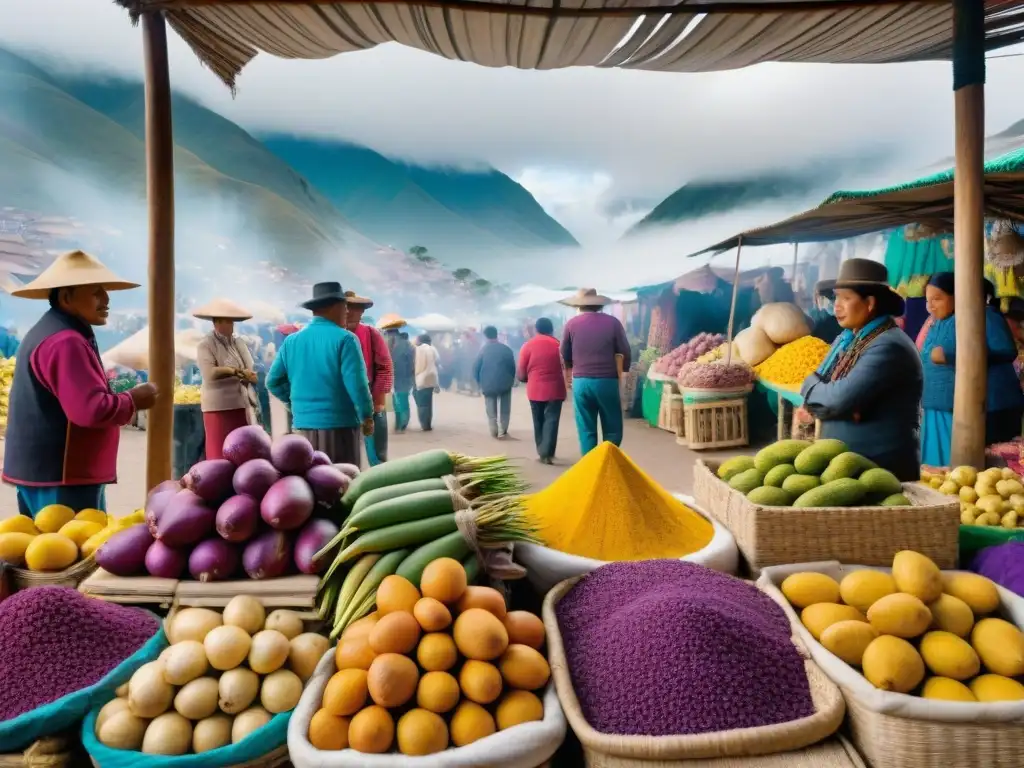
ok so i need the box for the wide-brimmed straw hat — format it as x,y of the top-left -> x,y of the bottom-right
816,258 -> 904,316
12,250 -> 138,300
192,298 -> 253,321
344,290 -> 374,308
377,312 -> 406,330
561,288 -> 611,307
301,282 -> 347,311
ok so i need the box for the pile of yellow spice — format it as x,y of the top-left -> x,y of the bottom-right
524,442 -> 713,561
753,336 -> 830,389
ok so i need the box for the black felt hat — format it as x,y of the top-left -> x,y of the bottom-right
301,282 -> 347,311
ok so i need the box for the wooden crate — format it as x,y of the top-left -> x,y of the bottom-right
656,382 -> 682,433
684,397 -> 749,450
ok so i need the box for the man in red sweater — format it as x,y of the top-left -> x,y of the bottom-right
344,292 -> 394,465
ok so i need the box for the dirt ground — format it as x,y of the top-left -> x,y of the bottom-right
0,388 -> 747,517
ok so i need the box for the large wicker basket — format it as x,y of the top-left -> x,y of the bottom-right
87,744 -> 289,768
541,576 -> 846,766
759,562 -> 1024,768
693,460 -> 959,573
9,556 -> 98,592
0,736 -> 77,768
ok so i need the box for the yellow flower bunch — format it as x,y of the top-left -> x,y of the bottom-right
753,336 -> 830,389
173,384 -> 202,405
696,342 -> 731,364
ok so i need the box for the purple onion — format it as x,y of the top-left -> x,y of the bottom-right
222,425 -> 272,466
270,434 -> 314,475
96,525 -> 154,577
260,476 -> 315,531
144,539 -> 189,578
215,494 -> 261,543
189,538 -> 240,582
156,490 -> 215,547
304,464 -> 350,506
145,481 -> 180,536
294,518 -> 340,575
242,530 -> 291,580
182,459 -> 236,504
232,458 -> 280,501
310,451 -> 331,467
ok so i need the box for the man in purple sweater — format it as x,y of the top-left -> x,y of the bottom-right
560,288 -> 631,455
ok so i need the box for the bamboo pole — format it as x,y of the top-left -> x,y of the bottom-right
142,11 -> 176,489
950,0 -> 986,468
724,237 -> 743,365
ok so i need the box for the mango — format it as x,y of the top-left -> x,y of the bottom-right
75,509 -> 108,526
891,550 -> 943,603
948,466 -> 978,489
782,474 -> 820,496
859,468 -> 902,498
800,603 -> 865,640
922,677 -> 976,702
717,456 -> 756,482
918,631 -> 980,680
753,440 -> 810,475
793,439 -> 848,475
819,620 -> 877,666
942,573 -> 1000,615
793,478 -> 866,508
866,593 -> 931,639
728,468 -> 764,495
0,516 -> 39,536
971,618 -> 1024,677
781,572 -> 840,609
58,520 -> 104,548
838,570 -> 897,613
745,486 -> 792,507
763,464 -> 796,488
0,532 -> 36,567
34,505 -> 75,534
970,674 -> 1024,702
24,533 -> 78,571
819,452 -> 877,484
927,593 -> 974,637
882,493 -> 912,507
861,635 -> 925,693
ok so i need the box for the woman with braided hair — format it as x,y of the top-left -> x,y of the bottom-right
797,259 -> 923,481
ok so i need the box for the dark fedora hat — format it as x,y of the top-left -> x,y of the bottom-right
301,281 -> 347,310
816,258 -> 905,316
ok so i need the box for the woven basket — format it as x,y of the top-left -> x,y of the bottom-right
9,556 -> 98,591
759,563 -> 1024,768
693,460 -> 959,573
0,736 -> 76,768
87,744 -> 289,768
541,577 -> 845,766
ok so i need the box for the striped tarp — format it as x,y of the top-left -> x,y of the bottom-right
117,0 -> 1024,89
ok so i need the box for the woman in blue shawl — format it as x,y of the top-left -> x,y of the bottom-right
920,272 -> 1023,467
799,259 -> 923,481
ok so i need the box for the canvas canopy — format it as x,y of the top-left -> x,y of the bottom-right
117,1 -> 1024,90
691,145 -> 1024,256
102,327 -> 208,371
406,313 -> 458,332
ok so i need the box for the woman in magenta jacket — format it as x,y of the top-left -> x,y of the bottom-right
517,317 -> 566,464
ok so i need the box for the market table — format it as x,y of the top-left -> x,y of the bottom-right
756,380 -> 804,441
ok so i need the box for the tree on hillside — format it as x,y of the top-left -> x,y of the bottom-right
471,278 -> 492,296
408,245 -> 437,264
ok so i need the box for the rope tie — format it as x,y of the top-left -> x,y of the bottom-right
453,501 -> 526,583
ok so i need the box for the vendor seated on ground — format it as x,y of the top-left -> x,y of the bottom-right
797,259 -> 923,482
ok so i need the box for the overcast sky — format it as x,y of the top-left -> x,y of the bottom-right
5,0 -> 1024,243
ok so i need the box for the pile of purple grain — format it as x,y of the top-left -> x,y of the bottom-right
0,586 -> 159,721
556,560 -> 815,736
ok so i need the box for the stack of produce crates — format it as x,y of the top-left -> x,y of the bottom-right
678,385 -> 751,450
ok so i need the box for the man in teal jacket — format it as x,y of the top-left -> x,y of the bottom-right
266,282 -> 373,466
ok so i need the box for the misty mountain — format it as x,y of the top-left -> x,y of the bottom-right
624,158 -> 887,237
0,47 -> 576,282
261,137 -> 578,262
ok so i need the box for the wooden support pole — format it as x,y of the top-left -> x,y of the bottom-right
142,11 -> 176,490
724,237 -> 743,365
950,0 -> 986,468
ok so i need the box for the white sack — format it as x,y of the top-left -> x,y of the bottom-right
515,495 -> 739,594
288,650 -> 566,768
733,325 -> 776,366
758,561 -> 1024,724
751,302 -> 812,345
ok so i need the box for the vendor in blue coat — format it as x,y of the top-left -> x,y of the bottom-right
798,259 -> 923,481
919,272 -> 1024,466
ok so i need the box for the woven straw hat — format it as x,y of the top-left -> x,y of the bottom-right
561,288 -> 611,307
377,312 -> 406,330
192,298 -> 253,321
344,290 -> 374,308
12,250 -> 138,300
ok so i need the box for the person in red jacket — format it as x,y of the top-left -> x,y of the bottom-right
344,291 -> 393,465
516,317 -> 566,464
